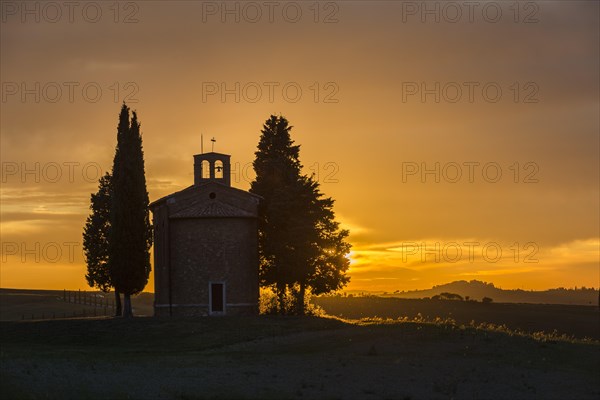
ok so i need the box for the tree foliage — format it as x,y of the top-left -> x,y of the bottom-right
250,115 -> 350,314
432,292 -> 464,301
83,171 -> 123,316
83,172 -> 112,292
108,104 -> 152,317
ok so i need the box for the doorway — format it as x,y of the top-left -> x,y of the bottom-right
209,282 -> 225,315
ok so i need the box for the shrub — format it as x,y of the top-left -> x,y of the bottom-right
259,286 -> 325,316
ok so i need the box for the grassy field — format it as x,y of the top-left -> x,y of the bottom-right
1,290 -> 599,399
0,289 -> 154,321
1,315 -> 599,399
4,289 -> 597,340
313,296 -> 600,340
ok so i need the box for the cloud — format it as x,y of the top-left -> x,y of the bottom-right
1,1 -> 597,291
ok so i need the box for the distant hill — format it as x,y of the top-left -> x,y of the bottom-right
378,280 -> 599,305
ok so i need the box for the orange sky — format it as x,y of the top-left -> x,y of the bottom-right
1,1 -> 598,292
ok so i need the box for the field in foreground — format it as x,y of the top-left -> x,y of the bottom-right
1,316 -> 599,400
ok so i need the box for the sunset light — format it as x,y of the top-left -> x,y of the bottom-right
1,2 -> 599,398
2,2 -> 598,294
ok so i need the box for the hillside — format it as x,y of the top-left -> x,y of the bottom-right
382,280 -> 599,305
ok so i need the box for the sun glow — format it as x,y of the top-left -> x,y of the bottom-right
1,2 -> 598,293
345,251 -> 357,266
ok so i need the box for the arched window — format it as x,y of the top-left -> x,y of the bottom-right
202,160 -> 210,179
214,160 -> 224,179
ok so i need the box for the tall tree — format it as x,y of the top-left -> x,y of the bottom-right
292,176 -> 351,314
250,116 -> 301,311
250,115 -> 350,314
108,104 -> 152,318
82,172 -> 122,316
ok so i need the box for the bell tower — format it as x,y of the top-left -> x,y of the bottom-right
193,152 -> 231,187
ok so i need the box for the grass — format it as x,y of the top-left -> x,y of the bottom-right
1,315 -> 599,399
0,289 -> 154,321
1,316 -> 346,356
313,295 -> 600,339
1,290 -> 599,399
351,315 -> 599,344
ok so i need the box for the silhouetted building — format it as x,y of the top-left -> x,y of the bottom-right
150,151 -> 260,316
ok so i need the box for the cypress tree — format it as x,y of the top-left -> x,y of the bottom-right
108,104 -> 152,318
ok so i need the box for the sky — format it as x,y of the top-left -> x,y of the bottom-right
1,1 -> 598,292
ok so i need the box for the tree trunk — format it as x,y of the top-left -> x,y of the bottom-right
123,293 -> 133,318
296,283 -> 306,316
114,290 -> 122,317
276,283 -> 286,315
